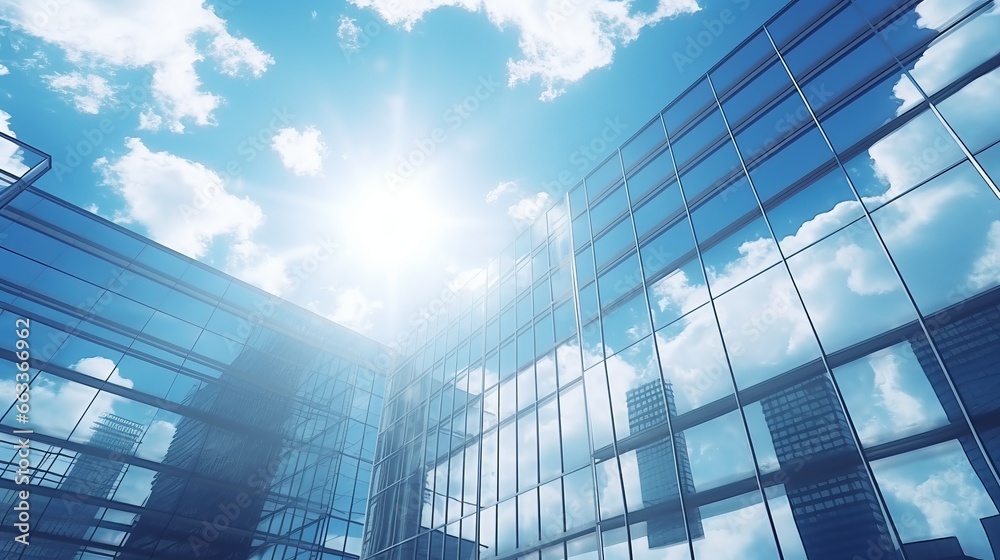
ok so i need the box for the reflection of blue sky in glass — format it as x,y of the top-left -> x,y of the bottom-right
833,341 -> 949,447
872,440 -> 1000,560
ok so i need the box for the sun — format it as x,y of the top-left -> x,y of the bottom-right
343,185 -> 444,267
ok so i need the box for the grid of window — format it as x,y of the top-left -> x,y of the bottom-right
365,0 -> 1000,559
0,187 -> 389,560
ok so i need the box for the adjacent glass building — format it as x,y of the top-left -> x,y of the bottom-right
5,0 -> 1000,559
0,134 -> 390,558
365,0 -> 1000,559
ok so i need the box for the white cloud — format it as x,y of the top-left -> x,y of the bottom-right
95,137 -> 264,259
348,0 -> 701,100
0,63 -> 9,76
136,420 -> 176,463
270,126 -> 328,176
338,15 -> 364,53
0,356 -> 133,443
876,441 -> 998,556
0,108 -> 29,176
868,352 -> 930,430
313,288 -> 385,333
42,71 -> 118,114
507,191 -> 550,224
1,0 -> 273,132
968,221 -> 1000,290
226,240 -> 293,296
485,180 -> 518,203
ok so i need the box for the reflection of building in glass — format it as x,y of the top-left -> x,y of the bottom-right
359,0 -> 1000,556
761,376 -> 898,560
0,172 -> 387,558
624,380 -> 700,546
120,343 -> 308,559
6,0 -> 1000,557
2,414 -> 142,560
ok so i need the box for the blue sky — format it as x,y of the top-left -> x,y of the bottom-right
0,0 -> 788,344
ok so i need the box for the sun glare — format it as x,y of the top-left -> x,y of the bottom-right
344,186 -> 443,267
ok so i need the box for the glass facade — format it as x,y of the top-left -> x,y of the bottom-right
365,1 -> 1000,559
0,183 -> 389,558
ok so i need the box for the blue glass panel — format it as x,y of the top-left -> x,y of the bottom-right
823,72 -> 920,156
671,109 -> 728,170
721,58 -> 792,130
871,440 -> 998,559
845,110 -> 965,212
2,222 -> 68,264
767,0 -> 840,48
632,181 -> 684,240
678,141 -> 742,202
765,167 -> 863,257
749,127 -> 834,204
782,4 -> 869,79
593,217 -> 634,271
585,153 -> 624,201
938,65 -> 1000,153
596,251 -> 640,306
655,305 -> 733,414
141,311 -> 201,350
873,162 -> 1000,314
662,77 -> 714,137
621,118 -> 666,172
716,265 -> 821,389
711,30 -> 775,97
589,184 -> 628,234
625,148 -> 675,204
786,219 -> 916,352
700,217 -> 779,296
690,177 -> 758,244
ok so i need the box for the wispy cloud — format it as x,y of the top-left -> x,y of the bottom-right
338,15 -> 364,53
485,180 -> 518,203
348,0 -> 701,100
1,0 -> 273,131
42,71 -> 118,114
312,287 -> 385,333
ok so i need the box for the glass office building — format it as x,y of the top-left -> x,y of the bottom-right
0,134 -> 390,558
365,0 -> 1000,559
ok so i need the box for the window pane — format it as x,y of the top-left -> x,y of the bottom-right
765,167 -> 863,256
787,219 -> 916,352
938,65 -> 1000,153
871,441 -> 999,559
845,110 -> 965,212
715,265 -> 821,389
872,161 -> 1000,314
833,336 -> 953,448
655,305 -> 733,414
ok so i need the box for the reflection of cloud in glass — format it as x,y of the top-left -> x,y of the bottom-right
691,495 -> 779,560
1,357 -> 135,443
135,419 -> 176,462
872,440 -> 999,559
834,344 -> 948,447
899,0 -> 1000,105
968,221 -> 1000,290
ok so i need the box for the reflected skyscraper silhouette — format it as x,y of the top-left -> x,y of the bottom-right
2,414 -> 142,560
625,379 -> 701,546
761,376 -> 898,560
121,341 -> 314,559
